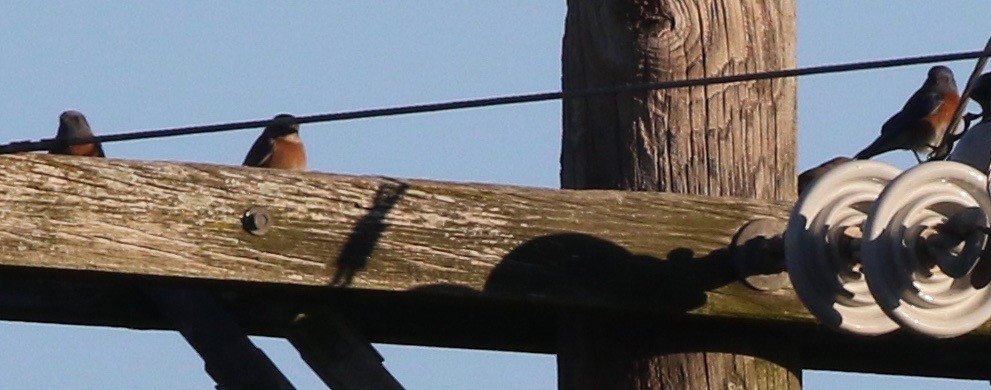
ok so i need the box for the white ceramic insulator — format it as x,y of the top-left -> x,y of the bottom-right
947,122 -> 991,174
786,160 -> 901,335
862,161 -> 991,338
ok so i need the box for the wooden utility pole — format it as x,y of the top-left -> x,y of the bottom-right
560,0 -> 799,388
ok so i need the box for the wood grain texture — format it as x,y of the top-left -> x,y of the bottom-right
561,0 -> 797,201
560,0 -> 800,388
0,153 -> 804,320
4,156 -> 991,381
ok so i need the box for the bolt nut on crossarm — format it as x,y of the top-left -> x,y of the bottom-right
242,206 -> 273,236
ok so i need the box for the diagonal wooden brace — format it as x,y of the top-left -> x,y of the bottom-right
149,287 -> 295,390
287,311 -> 404,390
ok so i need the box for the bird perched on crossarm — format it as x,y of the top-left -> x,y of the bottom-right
48,110 -> 105,157
243,113 -> 307,170
854,66 -> 960,163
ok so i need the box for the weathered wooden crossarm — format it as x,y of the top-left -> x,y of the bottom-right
3,154 -> 991,380
0,153 -> 801,320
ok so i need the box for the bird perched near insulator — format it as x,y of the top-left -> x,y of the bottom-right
854,66 -> 960,163
947,72 -> 991,172
48,110 -> 105,157
243,113 -> 307,170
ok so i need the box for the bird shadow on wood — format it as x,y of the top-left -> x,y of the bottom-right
330,180 -> 408,287
482,233 -> 735,313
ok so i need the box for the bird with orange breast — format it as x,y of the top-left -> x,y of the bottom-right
48,110 -> 105,157
242,113 -> 307,170
854,66 -> 960,163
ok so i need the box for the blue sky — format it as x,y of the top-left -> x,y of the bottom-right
1,1 -> 990,388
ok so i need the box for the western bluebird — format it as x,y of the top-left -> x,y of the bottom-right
243,114 -> 307,170
48,111 -> 105,157
854,66 -> 960,163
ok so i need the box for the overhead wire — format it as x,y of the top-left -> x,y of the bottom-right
3,48 -> 991,154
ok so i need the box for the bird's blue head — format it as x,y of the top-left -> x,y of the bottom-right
56,110 -> 93,138
263,113 -> 300,138
927,66 -> 957,92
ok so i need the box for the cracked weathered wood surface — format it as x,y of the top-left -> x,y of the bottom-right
0,153 -> 803,320
5,154 -> 991,380
560,0 -> 797,202
560,0 -> 800,388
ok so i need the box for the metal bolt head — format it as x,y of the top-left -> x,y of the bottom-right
242,206 -> 272,236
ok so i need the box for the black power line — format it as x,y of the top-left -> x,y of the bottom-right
3,48 -> 991,155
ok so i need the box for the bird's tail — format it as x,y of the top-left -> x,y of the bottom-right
854,134 -> 898,160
